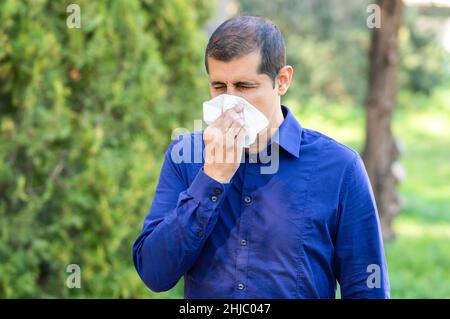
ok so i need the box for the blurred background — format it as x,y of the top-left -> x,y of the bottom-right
0,0 -> 449,298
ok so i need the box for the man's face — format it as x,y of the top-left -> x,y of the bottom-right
207,51 -> 280,127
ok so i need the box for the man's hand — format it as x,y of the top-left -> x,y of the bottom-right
203,104 -> 247,183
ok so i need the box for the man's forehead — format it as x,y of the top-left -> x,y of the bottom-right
207,51 -> 265,83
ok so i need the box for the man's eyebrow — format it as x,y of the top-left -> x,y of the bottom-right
210,80 -> 258,86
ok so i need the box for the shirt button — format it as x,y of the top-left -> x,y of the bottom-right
237,283 -> 245,290
240,239 -> 247,246
214,188 -> 222,195
197,230 -> 204,238
211,195 -> 218,202
244,196 -> 252,204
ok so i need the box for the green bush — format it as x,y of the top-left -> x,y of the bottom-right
0,0 -> 211,297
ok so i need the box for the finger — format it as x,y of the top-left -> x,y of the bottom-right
215,107 -> 243,131
220,103 -> 244,114
223,121 -> 246,163
235,125 -> 248,146
224,129 -> 241,164
233,103 -> 244,113
234,126 -> 248,161
203,125 -> 222,145
225,117 -> 245,136
225,123 -> 244,147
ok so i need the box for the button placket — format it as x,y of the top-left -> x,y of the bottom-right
234,162 -> 256,296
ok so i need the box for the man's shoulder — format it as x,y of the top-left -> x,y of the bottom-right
301,127 -> 359,168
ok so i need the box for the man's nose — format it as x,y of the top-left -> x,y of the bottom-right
225,86 -> 241,97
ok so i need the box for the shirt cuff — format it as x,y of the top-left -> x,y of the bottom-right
187,168 -> 230,211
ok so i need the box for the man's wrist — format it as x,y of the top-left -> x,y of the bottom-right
203,166 -> 231,184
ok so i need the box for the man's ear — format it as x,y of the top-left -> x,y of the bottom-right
277,65 -> 293,96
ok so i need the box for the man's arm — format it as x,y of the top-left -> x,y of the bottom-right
132,138 -> 229,292
334,153 -> 391,299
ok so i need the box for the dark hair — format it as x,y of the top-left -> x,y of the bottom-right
205,16 -> 286,88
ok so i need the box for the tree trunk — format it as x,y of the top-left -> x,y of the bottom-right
362,0 -> 404,241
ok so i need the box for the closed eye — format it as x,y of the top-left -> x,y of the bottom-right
211,83 -> 257,91
237,85 -> 254,90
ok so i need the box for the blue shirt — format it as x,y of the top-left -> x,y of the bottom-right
132,105 -> 390,299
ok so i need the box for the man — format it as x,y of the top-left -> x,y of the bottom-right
132,16 -> 390,299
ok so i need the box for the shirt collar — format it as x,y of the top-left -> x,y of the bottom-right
271,105 -> 302,158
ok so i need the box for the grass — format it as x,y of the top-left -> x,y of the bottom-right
145,91 -> 450,298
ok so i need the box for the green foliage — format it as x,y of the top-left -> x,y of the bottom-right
0,0 -> 212,297
238,0 -> 450,106
399,7 -> 450,95
239,0 -> 373,105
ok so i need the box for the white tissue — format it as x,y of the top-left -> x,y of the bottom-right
202,94 -> 269,148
